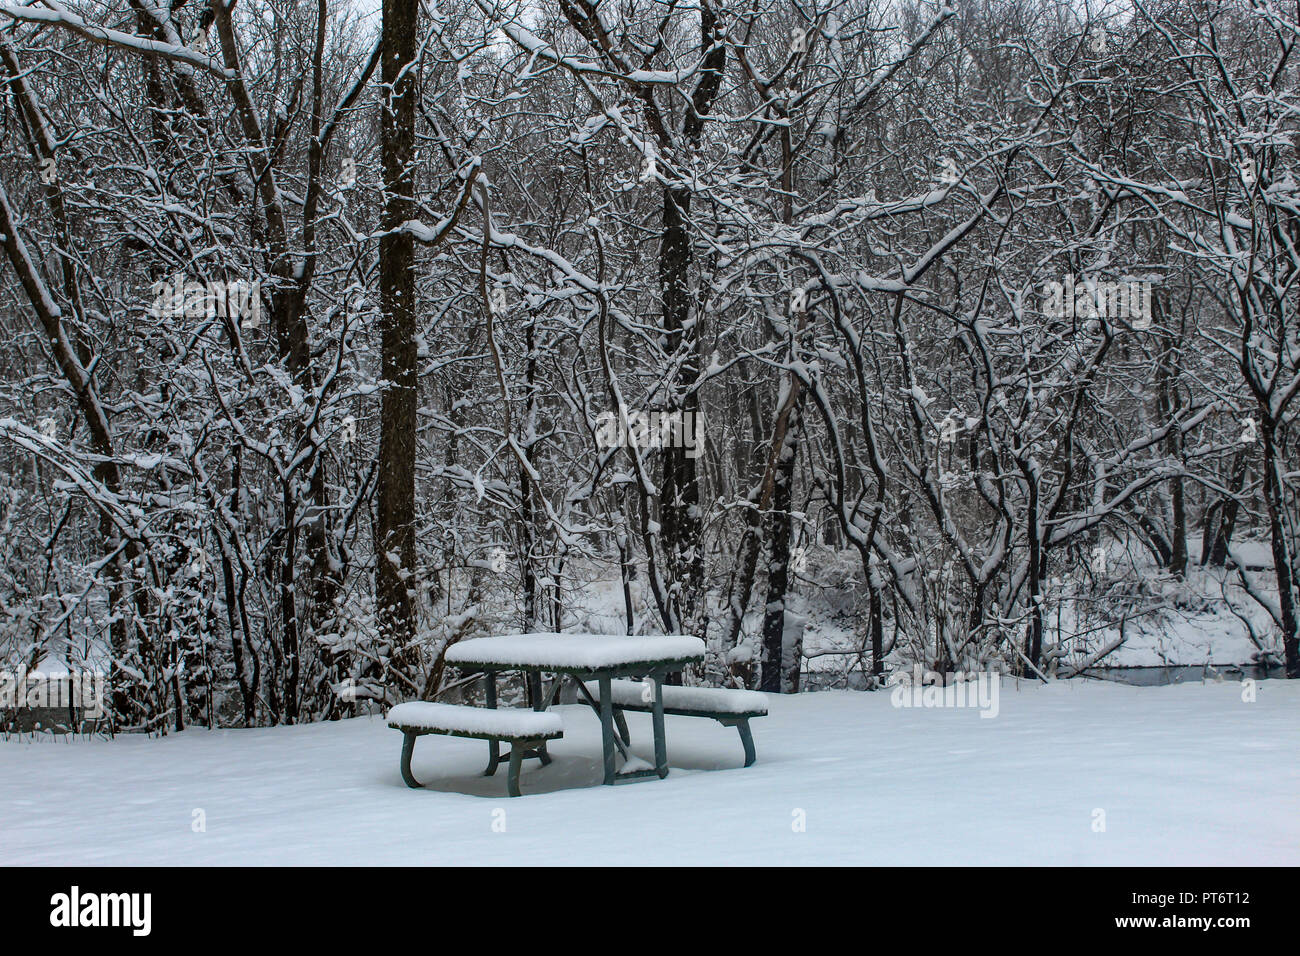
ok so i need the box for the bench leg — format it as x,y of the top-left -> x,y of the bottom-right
507,741 -> 526,797
719,718 -> 757,767
487,740 -> 552,780
736,719 -> 756,767
399,732 -> 424,788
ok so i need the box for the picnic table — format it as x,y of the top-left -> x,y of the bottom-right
443,632 -> 705,786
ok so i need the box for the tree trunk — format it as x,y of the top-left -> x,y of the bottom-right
658,183 -> 703,645
1157,337 -> 1187,576
1206,451 -> 1247,567
760,408 -> 800,692
375,0 -> 420,687
1261,424 -> 1299,677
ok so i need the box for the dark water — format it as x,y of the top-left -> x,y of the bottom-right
1079,663 -> 1285,685
4,707 -> 100,735
802,670 -> 873,691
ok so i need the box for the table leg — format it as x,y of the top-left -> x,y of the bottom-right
598,674 -> 616,785
483,671 -> 502,777
543,675 -> 566,708
650,671 -> 668,778
573,675 -> 629,759
613,709 -> 631,747
529,671 -> 552,766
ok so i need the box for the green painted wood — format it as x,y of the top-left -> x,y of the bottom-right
399,732 -> 423,788
612,703 -> 767,720
602,704 -> 764,767
613,767 -> 660,780
543,676 -> 565,709
507,742 -> 526,797
422,648 -> 717,789
649,672 -> 668,779
598,675 -> 616,785
528,672 -> 552,766
393,728 -> 551,796
483,672 -> 499,774
733,719 -> 756,767
573,676 -> 630,760
388,724 -> 563,744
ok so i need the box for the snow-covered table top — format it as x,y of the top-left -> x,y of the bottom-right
444,632 -> 705,673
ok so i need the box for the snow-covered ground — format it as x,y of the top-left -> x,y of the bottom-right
4,679 -> 1297,865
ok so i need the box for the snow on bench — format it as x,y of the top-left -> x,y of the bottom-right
387,701 -> 562,739
582,680 -> 767,767
586,680 -> 769,716
387,702 -> 563,797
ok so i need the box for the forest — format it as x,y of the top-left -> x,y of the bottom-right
0,0 -> 1296,734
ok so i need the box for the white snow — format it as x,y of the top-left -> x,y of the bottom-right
3,681 -> 1297,865
387,702 -> 562,738
444,633 -> 705,670
587,679 -> 769,714
793,548 -> 1291,679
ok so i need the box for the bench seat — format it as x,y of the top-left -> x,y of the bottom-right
583,680 -> 767,766
388,701 -> 562,739
387,702 -> 562,796
589,680 -> 768,717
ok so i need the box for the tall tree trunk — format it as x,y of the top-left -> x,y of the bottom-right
521,316 -> 538,632
1024,478 -> 1043,672
1261,424 -> 1299,676
758,79 -> 802,693
725,54 -> 801,668
868,569 -> 884,678
658,183 -> 703,644
1157,334 -> 1187,576
375,0 -> 420,688
760,408 -> 800,692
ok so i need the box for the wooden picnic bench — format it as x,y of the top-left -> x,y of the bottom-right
387,701 -> 563,797
387,633 -> 777,796
443,634 -> 705,788
583,680 -> 768,767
